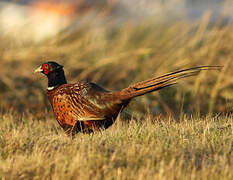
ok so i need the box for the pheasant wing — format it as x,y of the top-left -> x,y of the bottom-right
51,82 -> 123,128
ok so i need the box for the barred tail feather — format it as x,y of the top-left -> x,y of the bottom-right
118,66 -> 222,100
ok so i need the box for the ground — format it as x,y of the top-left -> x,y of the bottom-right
0,113 -> 232,179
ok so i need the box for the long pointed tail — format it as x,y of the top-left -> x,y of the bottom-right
118,66 -> 222,101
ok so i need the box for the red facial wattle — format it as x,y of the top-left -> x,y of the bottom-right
42,64 -> 50,75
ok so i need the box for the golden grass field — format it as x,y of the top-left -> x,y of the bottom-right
0,114 -> 232,179
0,11 -> 233,179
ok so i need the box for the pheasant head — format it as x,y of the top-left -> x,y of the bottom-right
35,61 -> 67,90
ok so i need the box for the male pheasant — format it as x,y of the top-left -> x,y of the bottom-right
35,61 -> 221,135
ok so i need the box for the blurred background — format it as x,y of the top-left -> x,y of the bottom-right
0,0 -> 232,118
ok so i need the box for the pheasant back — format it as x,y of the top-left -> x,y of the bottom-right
47,82 -> 129,134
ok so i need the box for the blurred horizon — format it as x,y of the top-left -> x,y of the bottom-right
0,0 -> 232,44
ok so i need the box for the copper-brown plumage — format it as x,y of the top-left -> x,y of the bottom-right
35,62 -> 221,135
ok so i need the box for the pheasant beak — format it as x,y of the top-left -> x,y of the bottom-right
34,66 -> 43,73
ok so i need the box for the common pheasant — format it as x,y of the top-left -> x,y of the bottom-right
35,61 -> 221,135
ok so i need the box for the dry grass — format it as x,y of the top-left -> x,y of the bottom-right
0,10 -> 233,180
0,113 -> 232,180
